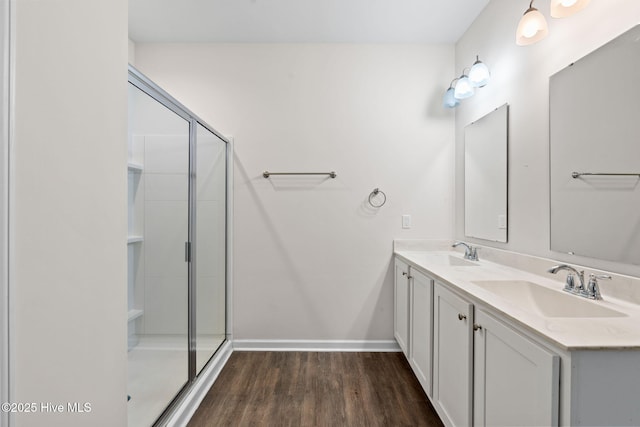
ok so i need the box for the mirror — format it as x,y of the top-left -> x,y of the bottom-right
464,104 -> 508,243
550,25 -> 640,265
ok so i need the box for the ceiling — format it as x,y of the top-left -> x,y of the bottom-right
128,0 -> 490,44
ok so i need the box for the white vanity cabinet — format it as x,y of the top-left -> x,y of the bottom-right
394,258 -> 410,356
433,281 -> 474,427
394,251 -> 640,426
394,258 -> 434,396
409,268 -> 433,396
473,309 -> 560,427
431,280 -> 560,427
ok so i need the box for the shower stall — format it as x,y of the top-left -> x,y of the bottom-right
127,66 -> 231,426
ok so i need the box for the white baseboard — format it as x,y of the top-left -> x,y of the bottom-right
233,339 -> 401,352
165,340 -> 233,427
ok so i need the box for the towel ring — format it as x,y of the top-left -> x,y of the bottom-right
368,188 -> 386,208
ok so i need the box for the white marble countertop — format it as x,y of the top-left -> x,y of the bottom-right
395,249 -> 640,351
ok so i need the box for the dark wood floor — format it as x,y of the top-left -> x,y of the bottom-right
188,351 -> 444,426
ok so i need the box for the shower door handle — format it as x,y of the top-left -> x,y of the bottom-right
185,241 -> 191,262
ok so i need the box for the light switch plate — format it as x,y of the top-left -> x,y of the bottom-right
402,215 -> 411,229
498,214 -> 507,229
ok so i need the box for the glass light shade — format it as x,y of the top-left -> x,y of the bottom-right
469,59 -> 491,88
516,6 -> 549,46
550,0 -> 590,18
443,87 -> 459,108
454,75 -> 474,99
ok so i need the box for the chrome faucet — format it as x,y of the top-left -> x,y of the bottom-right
547,264 -> 611,300
547,264 -> 585,294
452,242 -> 478,261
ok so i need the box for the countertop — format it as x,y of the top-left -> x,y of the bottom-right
395,249 -> 640,351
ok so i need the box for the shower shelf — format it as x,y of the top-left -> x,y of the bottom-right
127,236 -> 144,244
128,309 -> 143,322
128,162 -> 143,172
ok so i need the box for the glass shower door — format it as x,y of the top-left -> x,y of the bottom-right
194,123 -> 227,374
127,82 -> 190,427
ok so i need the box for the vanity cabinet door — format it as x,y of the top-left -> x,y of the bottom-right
473,309 -> 560,427
394,258 -> 410,356
433,282 -> 473,427
409,269 -> 433,397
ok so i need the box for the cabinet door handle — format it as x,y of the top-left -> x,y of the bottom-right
458,313 -> 467,321
402,271 -> 408,276
407,275 -> 413,279
474,324 -> 482,331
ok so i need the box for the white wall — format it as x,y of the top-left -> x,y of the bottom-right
12,0 -> 128,426
134,44 -> 455,341
128,39 -> 136,65
454,0 -> 640,277
1,1 -> 9,426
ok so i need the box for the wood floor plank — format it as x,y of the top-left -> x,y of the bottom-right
188,352 -> 443,427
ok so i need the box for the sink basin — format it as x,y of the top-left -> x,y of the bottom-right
402,252 -> 479,267
445,255 -> 478,267
471,280 -> 627,318
426,254 -> 478,267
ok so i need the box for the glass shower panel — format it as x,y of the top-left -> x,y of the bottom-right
195,123 -> 227,374
127,82 -> 190,427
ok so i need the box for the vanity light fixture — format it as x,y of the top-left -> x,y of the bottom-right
550,0 -> 590,18
442,57 -> 491,109
516,0 -> 590,46
469,56 -> 491,88
454,69 -> 475,100
442,79 -> 460,108
516,0 -> 549,46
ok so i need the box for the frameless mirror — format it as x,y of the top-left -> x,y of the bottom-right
464,104 -> 508,243
550,25 -> 640,265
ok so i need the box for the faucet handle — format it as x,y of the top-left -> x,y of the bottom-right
584,274 -> 612,300
564,273 -> 575,292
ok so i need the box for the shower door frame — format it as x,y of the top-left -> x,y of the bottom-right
128,65 -> 232,424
